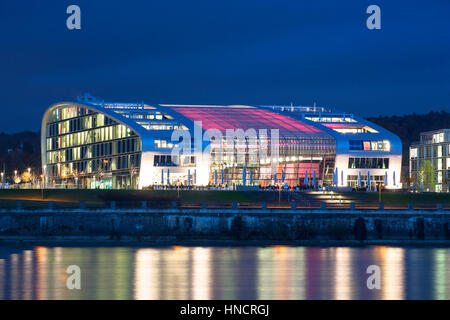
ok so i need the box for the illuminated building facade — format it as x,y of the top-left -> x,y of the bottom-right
410,129 -> 450,192
41,94 -> 402,189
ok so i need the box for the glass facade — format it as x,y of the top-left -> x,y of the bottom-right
44,105 -> 142,189
42,99 -> 401,190
348,157 -> 389,169
167,106 -> 336,187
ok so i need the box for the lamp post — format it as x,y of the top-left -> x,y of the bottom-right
41,174 -> 44,199
176,179 -> 181,199
27,168 -> 31,188
43,164 -> 47,189
276,181 -> 284,206
378,182 -> 382,203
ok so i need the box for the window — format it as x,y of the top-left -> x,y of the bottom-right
349,140 -> 363,150
349,140 -> 390,151
348,157 -> 389,169
154,155 -> 177,167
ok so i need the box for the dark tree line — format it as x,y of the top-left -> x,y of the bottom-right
0,131 -> 41,180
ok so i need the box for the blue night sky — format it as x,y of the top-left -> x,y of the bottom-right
0,0 -> 449,132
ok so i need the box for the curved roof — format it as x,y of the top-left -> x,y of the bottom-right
43,100 -> 335,140
161,105 -> 327,137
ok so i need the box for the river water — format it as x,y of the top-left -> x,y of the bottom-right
0,245 -> 448,300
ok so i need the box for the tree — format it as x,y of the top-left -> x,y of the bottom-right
21,171 -> 32,183
417,160 -> 436,192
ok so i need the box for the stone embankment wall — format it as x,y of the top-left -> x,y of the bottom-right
0,206 -> 449,241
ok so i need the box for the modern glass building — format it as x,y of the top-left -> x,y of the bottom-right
41,94 -> 402,189
410,129 -> 450,192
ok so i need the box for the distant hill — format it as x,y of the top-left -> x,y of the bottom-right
0,131 -> 41,178
366,110 -> 450,166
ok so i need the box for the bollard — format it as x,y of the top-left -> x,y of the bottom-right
379,202 -> 384,210
141,201 -> 147,209
232,202 -> 238,209
110,201 -> 116,210
408,203 -> 414,210
291,201 -> 296,209
48,201 -> 54,210
16,201 -> 22,210
437,203 -> 443,211
79,201 -> 85,209
201,202 -> 207,209
350,202 -> 355,210
321,202 -> 326,209
261,202 -> 267,209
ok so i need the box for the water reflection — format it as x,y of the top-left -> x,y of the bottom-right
0,245 -> 448,300
433,249 -> 449,300
375,247 -> 405,300
334,247 -> 352,300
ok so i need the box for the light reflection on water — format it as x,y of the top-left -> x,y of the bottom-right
0,245 -> 449,300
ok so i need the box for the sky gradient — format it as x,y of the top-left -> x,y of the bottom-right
0,0 -> 449,132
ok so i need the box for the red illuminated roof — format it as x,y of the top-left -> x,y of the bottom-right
167,106 -> 328,137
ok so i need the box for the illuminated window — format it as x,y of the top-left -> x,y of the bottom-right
349,140 -> 390,151
348,157 -> 389,169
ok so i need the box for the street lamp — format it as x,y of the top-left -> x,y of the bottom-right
27,168 -> 31,188
43,165 -> 47,189
276,181 -> 284,206
14,170 -> 18,189
176,179 -> 181,199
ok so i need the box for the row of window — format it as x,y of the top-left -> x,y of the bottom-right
329,126 -> 378,134
50,106 -> 90,122
153,155 -> 196,167
347,175 -> 385,182
305,116 -> 357,123
420,132 -> 448,144
410,144 -> 450,159
46,138 -> 141,164
154,139 -> 175,148
115,111 -> 173,120
410,157 -> 450,172
136,122 -> 187,131
47,154 -> 141,177
348,157 -> 389,169
47,113 -> 117,137
208,138 -> 336,157
46,124 -> 136,151
349,140 -> 390,151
